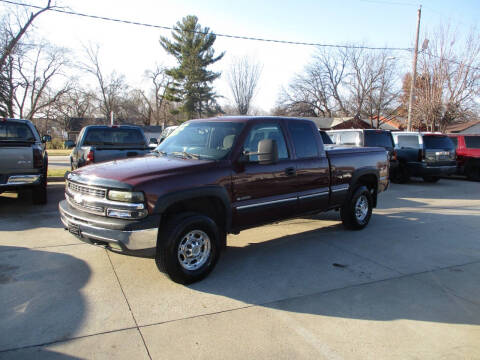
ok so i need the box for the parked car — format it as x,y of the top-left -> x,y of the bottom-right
158,126 -> 178,143
60,116 -> 389,284
0,118 -> 50,204
391,132 -> 456,183
447,134 -> 480,181
327,129 -> 398,178
70,125 -> 152,170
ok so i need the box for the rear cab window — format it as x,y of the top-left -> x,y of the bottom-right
449,136 -> 459,148
0,121 -> 36,142
84,128 -> 146,147
364,131 -> 394,149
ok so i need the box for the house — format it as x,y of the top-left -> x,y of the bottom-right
446,120 -> 480,134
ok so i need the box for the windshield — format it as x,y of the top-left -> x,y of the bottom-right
84,128 -> 146,146
0,122 -> 35,142
155,121 -> 244,160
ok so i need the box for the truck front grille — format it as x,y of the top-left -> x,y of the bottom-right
68,181 -> 106,198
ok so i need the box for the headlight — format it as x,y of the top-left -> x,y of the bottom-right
108,190 -> 144,203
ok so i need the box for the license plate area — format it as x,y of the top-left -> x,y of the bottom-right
68,223 -> 81,236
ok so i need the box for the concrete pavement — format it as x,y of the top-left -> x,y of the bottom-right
0,178 -> 479,359
48,156 -> 70,169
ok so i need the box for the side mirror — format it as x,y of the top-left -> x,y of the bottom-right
149,138 -> 158,145
257,139 -> 278,165
240,139 -> 279,165
42,135 -> 52,143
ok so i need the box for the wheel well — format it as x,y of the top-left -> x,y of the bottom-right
355,174 -> 378,207
160,196 -> 227,235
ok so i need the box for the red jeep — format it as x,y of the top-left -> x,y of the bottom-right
447,134 -> 480,181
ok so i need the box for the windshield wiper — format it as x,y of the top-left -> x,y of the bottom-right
170,151 -> 201,160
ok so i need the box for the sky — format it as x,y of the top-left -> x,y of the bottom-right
1,0 -> 479,112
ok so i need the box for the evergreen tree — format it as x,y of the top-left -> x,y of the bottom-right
160,15 -> 224,120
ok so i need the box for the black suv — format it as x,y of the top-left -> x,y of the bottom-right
391,132 -> 456,183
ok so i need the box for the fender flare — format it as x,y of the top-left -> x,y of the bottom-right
349,167 -> 380,206
153,185 -> 232,232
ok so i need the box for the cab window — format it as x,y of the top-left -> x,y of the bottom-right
244,123 -> 289,161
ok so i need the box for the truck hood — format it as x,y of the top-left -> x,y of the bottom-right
70,154 -> 216,188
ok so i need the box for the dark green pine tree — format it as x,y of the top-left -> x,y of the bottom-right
160,15 -> 224,120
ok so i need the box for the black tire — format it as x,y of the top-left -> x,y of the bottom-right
32,180 -> 47,204
390,163 -> 409,184
465,164 -> 480,181
422,176 -> 440,183
155,213 -> 220,284
340,185 -> 373,230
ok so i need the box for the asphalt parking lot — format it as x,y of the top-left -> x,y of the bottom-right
0,179 -> 479,359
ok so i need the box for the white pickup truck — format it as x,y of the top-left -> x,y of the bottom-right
0,118 -> 50,204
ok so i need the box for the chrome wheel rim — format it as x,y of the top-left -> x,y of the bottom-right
355,195 -> 369,222
177,230 -> 211,271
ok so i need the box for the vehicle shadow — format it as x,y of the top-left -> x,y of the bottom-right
0,183 -> 65,232
188,206 -> 480,327
0,246 -> 88,358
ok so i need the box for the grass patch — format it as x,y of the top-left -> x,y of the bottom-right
47,149 -> 72,156
47,168 -> 69,178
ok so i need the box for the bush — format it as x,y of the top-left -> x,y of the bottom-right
46,137 -> 65,150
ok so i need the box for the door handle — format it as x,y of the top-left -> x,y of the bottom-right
285,167 -> 296,176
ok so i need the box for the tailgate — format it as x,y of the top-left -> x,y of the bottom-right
0,146 -> 34,174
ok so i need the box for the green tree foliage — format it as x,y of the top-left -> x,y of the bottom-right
160,15 -> 224,120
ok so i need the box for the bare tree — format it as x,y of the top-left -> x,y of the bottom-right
139,65 -> 171,126
226,56 -> 262,115
361,52 -> 400,128
0,0 -> 54,72
412,25 -> 480,132
83,44 -> 128,120
278,47 -> 349,117
4,41 -> 70,119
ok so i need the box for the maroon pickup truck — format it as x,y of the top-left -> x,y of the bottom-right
59,116 -> 389,283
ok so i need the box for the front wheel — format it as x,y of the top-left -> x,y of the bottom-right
155,213 -> 220,284
340,185 -> 373,230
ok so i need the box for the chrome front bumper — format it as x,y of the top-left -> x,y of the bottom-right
59,200 -> 158,253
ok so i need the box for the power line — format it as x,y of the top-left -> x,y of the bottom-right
0,0 -> 413,52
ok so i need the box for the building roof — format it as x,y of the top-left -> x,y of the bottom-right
446,120 -> 480,133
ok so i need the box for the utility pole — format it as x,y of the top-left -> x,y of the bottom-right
407,5 -> 422,131
110,111 -> 114,126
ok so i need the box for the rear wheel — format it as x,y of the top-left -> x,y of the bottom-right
155,213 -> 220,284
32,175 -> 47,205
340,185 -> 373,230
465,163 -> 480,181
422,176 -> 440,183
